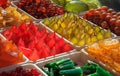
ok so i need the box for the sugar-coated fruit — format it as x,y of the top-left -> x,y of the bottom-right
0,67 -> 41,76
0,38 -> 23,68
43,13 -> 112,46
2,22 -> 72,61
17,0 -> 64,19
87,38 -> 120,73
83,6 -> 120,36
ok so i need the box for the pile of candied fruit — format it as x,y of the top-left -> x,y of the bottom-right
0,37 -> 23,68
0,6 -> 31,28
17,0 -> 64,19
87,38 -> 120,73
83,6 -> 120,36
0,67 -> 41,76
2,22 -> 72,61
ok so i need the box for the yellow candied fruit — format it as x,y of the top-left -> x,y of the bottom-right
0,6 -> 32,28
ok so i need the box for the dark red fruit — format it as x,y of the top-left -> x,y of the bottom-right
0,67 -> 41,76
17,0 -> 64,19
83,6 -> 120,36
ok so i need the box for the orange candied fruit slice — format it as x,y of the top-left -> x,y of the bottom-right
0,39 -> 23,68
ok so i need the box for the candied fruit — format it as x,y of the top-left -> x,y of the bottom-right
2,22 -> 72,61
17,0 -> 64,19
43,13 -> 112,47
83,6 -> 120,36
0,37 -> 23,68
0,6 -> 32,28
0,67 -> 41,76
87,38 -> 120,73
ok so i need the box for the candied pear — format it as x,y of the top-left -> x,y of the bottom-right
104,30 -> 112,38
94,26 -> 100,33
57,27 -> 63,34
51,16 -> 57,22
57,18 -> 62,26
63,12 -> 68,19
67,28 -> 73,36
97,32 -> 104,40
44,18 -> 50,25
85,36 -> 91,44
91,36 -> 97,43
70,37 -> 78,44
80,33 -> 86,39
88,28 -> 94,35
61,22 -> 66,29
82,19 -> 88,26
100,29 -> 105,35
74,28 -> 79,35
78,39 -> 85,46
69,13 -> 74,19
49,21 -> 56,28
53,24 -> 59,31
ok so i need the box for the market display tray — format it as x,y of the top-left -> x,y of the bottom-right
81,36 -> 120,76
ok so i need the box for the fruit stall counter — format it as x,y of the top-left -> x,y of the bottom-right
0,0 -> 120,76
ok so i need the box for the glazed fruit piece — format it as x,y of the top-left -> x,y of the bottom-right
43,13 -> 112,47
17,0 -> 64,19
0,37 -> 23,68
0,6 -> 32,28
2,22 -> 72,61
42,58 -> 112,76
83,6 -> 120,36
86,38 -> 120,73
0,67 -> 41,76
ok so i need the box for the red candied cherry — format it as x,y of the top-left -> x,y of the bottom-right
100,12 -> 107,20
107,8 -> 115,13
109,18 -> 116,25
100,6 -> 108,11
105,13 -> 112,21
112,15 -> 117,18
115,19 -> 120,27
114,26 -> 120,35
117,16 -> 120,19
111,11 -> 116,15
101,21 -> 109,29
116,12 -> 120,16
